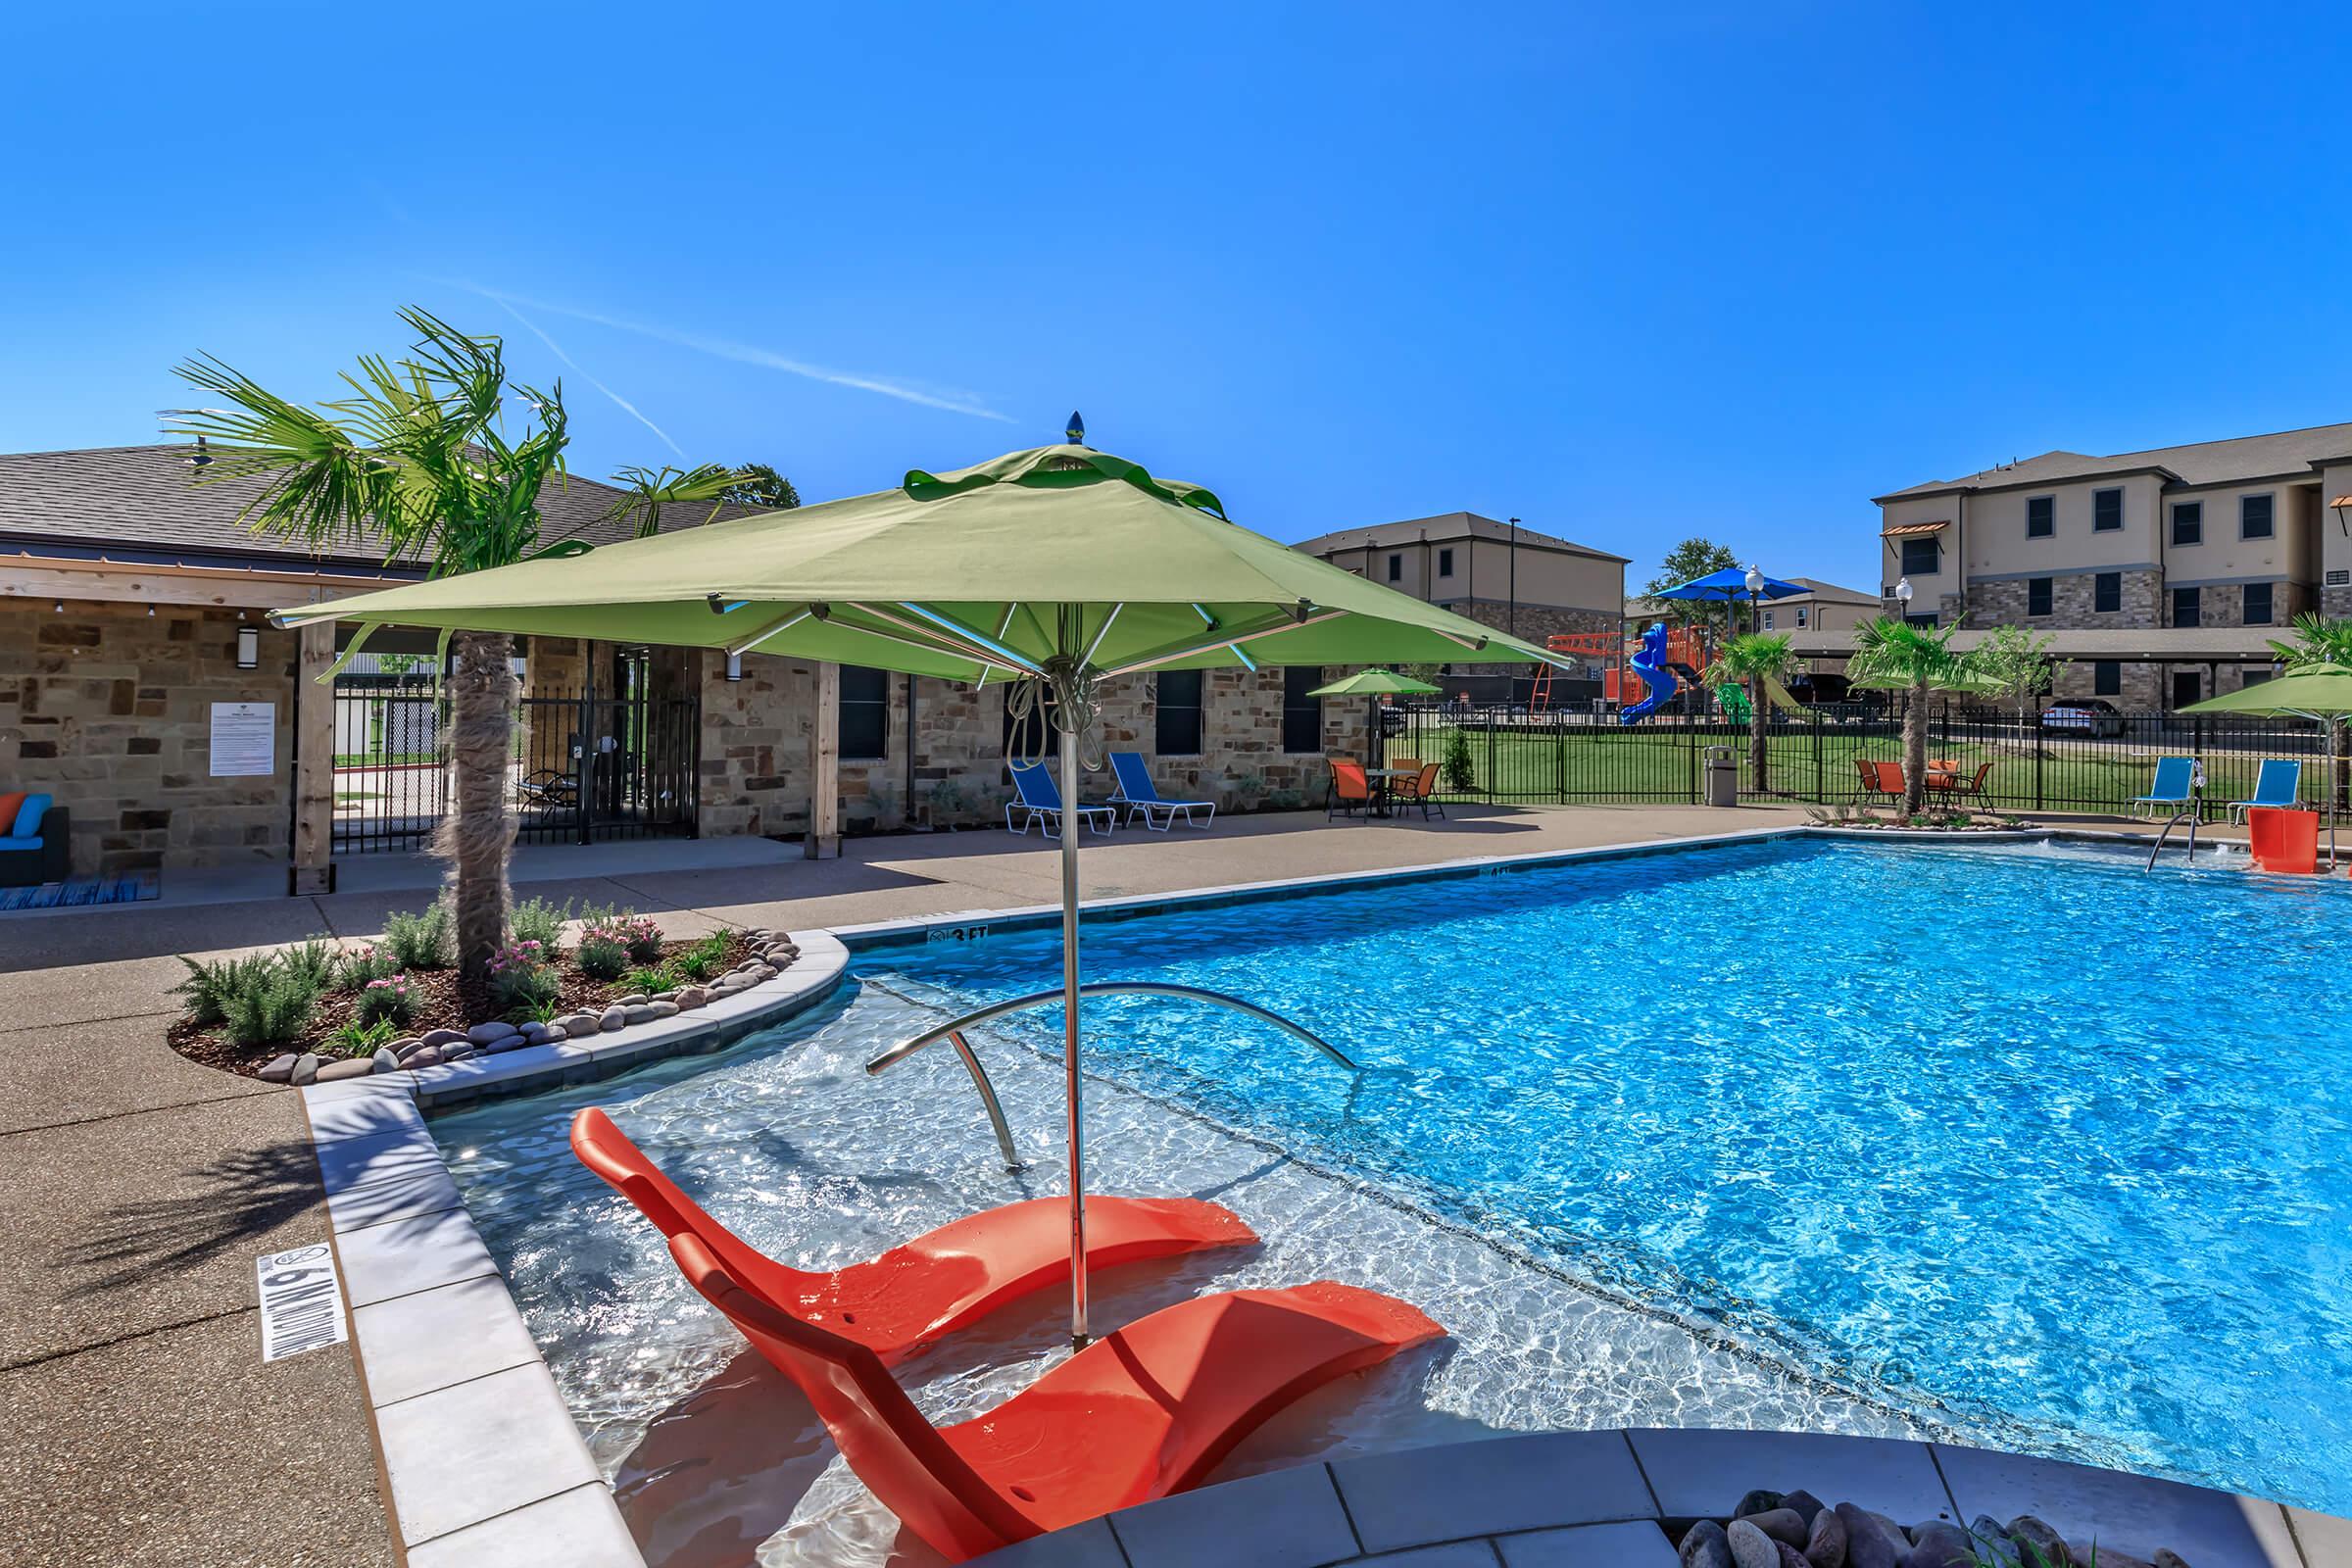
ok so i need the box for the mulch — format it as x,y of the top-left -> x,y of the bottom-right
167,931 -> 759,1078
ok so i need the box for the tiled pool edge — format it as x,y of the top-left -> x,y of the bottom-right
293,931 -> 850,1568
970,1429 -> 2350,1568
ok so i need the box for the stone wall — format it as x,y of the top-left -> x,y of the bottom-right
2326,584 -> 2352,621
2179,580 -> 2313,629
2046,659 -> 2163,710
1963,567 -> 2163,629
1438,599 -> 1618,650
0,601 -> 296,876
699,657 -> 1368,840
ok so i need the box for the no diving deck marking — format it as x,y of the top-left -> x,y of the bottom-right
257,1245 -> 348,1362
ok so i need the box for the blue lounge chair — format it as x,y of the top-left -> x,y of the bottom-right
2130,756 -> 2198,819
2228,759 -> 2302,824
1107,753 -> 1215,831
1006,762 -> 1115,838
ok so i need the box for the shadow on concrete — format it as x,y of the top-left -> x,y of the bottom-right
57,1137 -> 318,1298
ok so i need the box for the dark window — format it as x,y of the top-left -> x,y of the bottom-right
2028,577 -> 2053,616
2243,668 -> 2275,688
1281,665 -> 1323,754
1155,669 -> 1204,756
2240,494 -> 2275,540
838,664 -> 888,760
2093,571 -> 2122,613
2245,582 -> 2275,625
2027,497 -> 2054,538
2093,661 -> 2122,697
1899,537 -> 1939,576
1437,547 -> 1454,577
2172,502 -> 2202,546
1386,554 -> 1403,582
1795,608 -> 1808,628
2172,586 -> 2200,627
2092,488 -> 2123,531
1906,613 -> 1938,629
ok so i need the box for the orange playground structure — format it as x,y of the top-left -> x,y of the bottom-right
1531,625 -> 1714,713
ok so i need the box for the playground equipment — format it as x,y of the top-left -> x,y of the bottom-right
1620,622 -> 1679,724
1716,683 -> 1752,724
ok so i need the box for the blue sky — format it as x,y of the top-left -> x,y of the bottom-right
5,2 -> 2347,593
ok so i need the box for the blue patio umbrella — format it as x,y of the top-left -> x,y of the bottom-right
1651,566 -> 1808,604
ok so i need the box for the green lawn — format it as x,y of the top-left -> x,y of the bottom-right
1396,720 -> 2326,813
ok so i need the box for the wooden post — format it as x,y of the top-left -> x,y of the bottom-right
290,620 -> 336,894
808,661 -> 842,859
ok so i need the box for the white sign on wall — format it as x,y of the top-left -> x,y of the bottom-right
210,702 -> 276,777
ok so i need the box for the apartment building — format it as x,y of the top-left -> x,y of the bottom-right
1874,421 -> 2352,708
1295,513 -> 1628,673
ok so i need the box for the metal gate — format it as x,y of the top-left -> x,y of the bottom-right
331,675 -> 700,853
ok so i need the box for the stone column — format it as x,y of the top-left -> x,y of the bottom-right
808,661 -> 842,858
290,620 -> 336,894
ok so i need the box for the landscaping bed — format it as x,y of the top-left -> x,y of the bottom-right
1806,805 -> 2030,833
166,896 -> 801,1084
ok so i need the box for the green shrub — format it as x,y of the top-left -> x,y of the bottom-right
509,896 -> 573,950
222,966 -> 321,1047
174,952 -> 277,1027
575,932 -> 630,981
623,963 -> 679,995
487,942 -> 562,1015
333,944 -> 402,992
356,973 -> 418,1027
326,1016 -> 398,1058
381,902 -> 455,970
1441,729 -> 1476,793
280,938 -> 339,994
615,913 -> 664,963
672,933 -> 731,981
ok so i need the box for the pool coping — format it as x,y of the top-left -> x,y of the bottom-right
285,821 -> 2341,1567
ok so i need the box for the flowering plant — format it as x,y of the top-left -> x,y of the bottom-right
356,972 -> 417,1026
487,941 -> 561,1013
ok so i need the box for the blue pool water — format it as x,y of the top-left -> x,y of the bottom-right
438,835 -> 2352,1554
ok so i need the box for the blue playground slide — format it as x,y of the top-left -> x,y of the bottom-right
1620,621 -> 1678,724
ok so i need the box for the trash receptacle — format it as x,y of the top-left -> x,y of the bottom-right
1704,745 -> 1738,807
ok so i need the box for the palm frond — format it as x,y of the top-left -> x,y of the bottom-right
1714,632 -> 1795,682
596,464 -> 745,540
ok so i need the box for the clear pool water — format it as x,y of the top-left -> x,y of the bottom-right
436,835 -> 2352,1561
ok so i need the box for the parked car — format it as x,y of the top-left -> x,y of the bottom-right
2039,700 -> 2126,738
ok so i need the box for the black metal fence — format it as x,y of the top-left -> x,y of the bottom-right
330,677 -> 700,853
1385,701 -> 2344,817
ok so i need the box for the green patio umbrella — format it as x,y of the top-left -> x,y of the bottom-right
2180,662 -> 2352,868
1304,668 -> 1444,698
275,439 -> 1562,1347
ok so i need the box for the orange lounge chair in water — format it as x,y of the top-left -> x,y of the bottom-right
668,1230 -> 1443,1561
570,1107 -> 1256,1362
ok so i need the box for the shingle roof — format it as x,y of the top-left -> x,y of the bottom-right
1877,420 -> 2352,502
0,444 -> 763,572
1294,512 -> 1630,564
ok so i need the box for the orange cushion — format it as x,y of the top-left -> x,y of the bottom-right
0,792 -> 24,837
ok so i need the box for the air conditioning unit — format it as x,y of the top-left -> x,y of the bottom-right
1882,584 -> 1897,598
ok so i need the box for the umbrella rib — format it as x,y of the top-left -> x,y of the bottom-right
1098,607 -> 1347,678
725,605 -> 815,658
1080,604 -> 1124,668
845,602 -> 1043,674
897,602 -> 1044,673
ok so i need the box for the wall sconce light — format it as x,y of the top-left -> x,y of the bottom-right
235,624 -> 260,670
724,651 -> 744,682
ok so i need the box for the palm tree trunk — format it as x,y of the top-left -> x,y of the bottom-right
1749,678 -> 1768,795
438,630 -> 515,987
1904,674 -> 1929,817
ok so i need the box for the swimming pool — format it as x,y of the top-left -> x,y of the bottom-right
436,834 -> 2352,1562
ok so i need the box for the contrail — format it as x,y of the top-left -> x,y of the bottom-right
438,278 -> 1010,422
486,295 -> 686,458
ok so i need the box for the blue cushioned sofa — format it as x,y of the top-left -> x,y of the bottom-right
0,795 -> 72,887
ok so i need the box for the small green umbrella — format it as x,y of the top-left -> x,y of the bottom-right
276,438 -> 1564,1347
2181,662 -> 2352,867
1308,669 -> 1444,773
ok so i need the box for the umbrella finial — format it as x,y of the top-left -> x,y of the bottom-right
1066,411 -> 1086,447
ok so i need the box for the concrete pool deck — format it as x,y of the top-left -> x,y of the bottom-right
0,801 -> 2323,1566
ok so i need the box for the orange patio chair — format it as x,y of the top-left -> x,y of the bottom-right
1391,760 -> 1446,819
570,1108 -> 1254,1363
1855,759 -> 1902,800
1327,759 -> 1372,820
1926,760 -> 1993,799
669,1230 -> 1444,1562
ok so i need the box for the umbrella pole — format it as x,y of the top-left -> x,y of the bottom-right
1059,711 -> 1089,1349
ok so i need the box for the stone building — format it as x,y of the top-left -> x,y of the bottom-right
1873,421 -> 2352,708
2,444 -> 1368,886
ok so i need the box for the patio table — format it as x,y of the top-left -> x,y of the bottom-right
1365,766 -> 1418,818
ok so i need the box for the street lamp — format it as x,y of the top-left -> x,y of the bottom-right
1743,563 -> 1764,635
1894,577 -> 1915,622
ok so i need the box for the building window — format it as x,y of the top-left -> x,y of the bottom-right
2172,502 -> 2202,546
1155,668 -> 1203,756
2093,661 -> 2122,697
1899,537 -> 1939,577
2093,571 -> 2122,613
1386,554 -> 1403,583
2028,577 -> 2053,617
2243,668 -> 2275,688
2245,582 -> 2275,625
839,665 -> 889,760
1762,611 -> 1774,629
2027,497 -> 2054,538
1906,613 -> 1938,629
1437,547 -> 1454,578
1795,608 -> 1808,628
2240,494 -> 2275,540
1281,665 -> 1323,754
2172,586 -> 2200,627
2092,488 -> 2123,532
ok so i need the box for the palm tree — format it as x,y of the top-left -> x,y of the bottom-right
1849,615 -> 1972,816
2272,612 -> 2352,812
1713,631 -> 1795,794
169,309 -> 738,985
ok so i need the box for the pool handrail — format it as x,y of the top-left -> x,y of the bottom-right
867,982 -> 1356,1171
